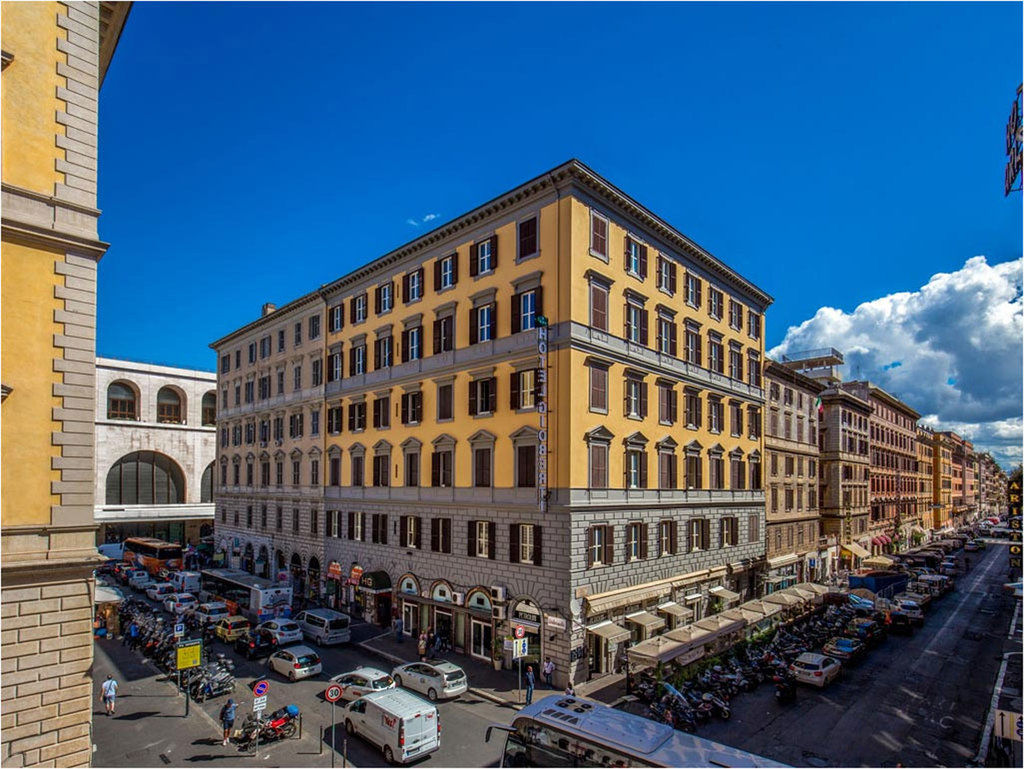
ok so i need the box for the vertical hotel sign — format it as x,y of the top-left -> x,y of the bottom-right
536,318 -> 549,513
1005,84 -> 1022,197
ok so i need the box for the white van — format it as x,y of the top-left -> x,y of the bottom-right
343,689 -> 440,765
293,608 -> 351,645
168,571 -> 201,594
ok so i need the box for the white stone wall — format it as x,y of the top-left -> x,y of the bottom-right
94,358 -> 217,507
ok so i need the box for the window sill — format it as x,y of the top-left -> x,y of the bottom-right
404,295 -> 423,306
589,249 -> 609,263
589,407 -> 609,415
472,269 -> 495,282
657,286 -> 674,298
514,407 -> 537,415
472,412 -> 494,419
516,251 -> 540,265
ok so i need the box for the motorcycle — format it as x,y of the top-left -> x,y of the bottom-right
235,705 -> 299,750
773,673 -> 796,704
701,692 -> 731,720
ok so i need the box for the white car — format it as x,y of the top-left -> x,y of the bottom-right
789,653 -> 842,688
256,619 -> 303,646
330,667 -> 395,701
191,602 -> 230,626
146,583 -> 175,601
163,593 -> 198,615
268,645 -> 322,681
392,659 -> 468,701
129,572 -> 155,591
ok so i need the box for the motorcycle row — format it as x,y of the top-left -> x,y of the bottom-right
631,602 -> 862,732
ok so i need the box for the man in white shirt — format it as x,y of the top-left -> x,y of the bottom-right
542,657 -> 555,688
100,674 -> 118,716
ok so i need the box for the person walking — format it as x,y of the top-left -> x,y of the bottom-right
564,684 -> 576,697
219,698 -> 237,746
394,616 -> 404,643
525,665 -> 536,705
99,674 -> 118,716
432,630 -> 443,657
417,632 -> 427,661
127,620 -> 140,651
542,657 -> 555,688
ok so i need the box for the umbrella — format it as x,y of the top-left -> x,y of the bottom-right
763,591 -> 803,607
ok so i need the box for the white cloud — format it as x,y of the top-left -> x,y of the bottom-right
771,256 -> 1023,469
405,213 -> 440,227
422,213 -> 438,223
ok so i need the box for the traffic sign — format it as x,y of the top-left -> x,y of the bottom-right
252,679 -> 270,697
176,639 -> 202,670
325,684 -> 344,703
512,638 -> 528,659
174,623 -> 185,638
514,625 -> 525,639
253,695 -> 268,714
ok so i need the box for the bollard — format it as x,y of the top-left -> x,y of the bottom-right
298,713 -> 302,739
319,724 -> 324,755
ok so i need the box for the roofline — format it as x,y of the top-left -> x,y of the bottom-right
843,380 -> 921,419
764,358 -> 826,394
209,159 -> 773,350
98,2 -> 131,87
821,386 -> 872,413
97,356 -> 216,378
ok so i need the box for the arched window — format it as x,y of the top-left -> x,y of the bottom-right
201,462 -> 215,503
157,387 -> 183,424
105,451 -> 185,505
107,382 -> 137,420
202,392 -> 217,426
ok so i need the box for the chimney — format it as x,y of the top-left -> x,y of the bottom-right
261,303 -> 277,317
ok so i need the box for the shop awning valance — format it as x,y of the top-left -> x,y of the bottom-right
763,591 -> 803,607
585,585 -> 669,616
842,542 -> 871,559
656,601 -> 693,620
863,555 -> 895,569
359,570 -> 392,592
710,586 -> 741,603
766,553 -> 800,570
587,621 -> 631,644
739,599 -> 782,618
625,611 -> 666,632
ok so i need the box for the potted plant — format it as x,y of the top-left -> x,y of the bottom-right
492,636 -> 505,671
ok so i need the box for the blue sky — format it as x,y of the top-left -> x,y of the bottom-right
96,2 -> 1022,464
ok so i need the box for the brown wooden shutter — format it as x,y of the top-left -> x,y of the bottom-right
533,525 -> 542,566
350,300 -> 357,324
669,262 -> 677,293
670,323 -> 678,356
414,516 -> 422,549
469,308 -> 479,345
624,380 -> 631,417
623,303 -> 630,338
399,515 -> 408,544
373,339 -> 381,370
639,244 -> 648,279
510,371 -> 520,410
696,278 -> 703,308
487,521 -> 496,559
640,451 -> 648,488
670,389 -> 678,423
604,526 -> 614,565
586,528 -> 595,567
431,452 -> 440,486
640,310 -> 649,346
624,238 -> 631,271
487,377 -> 497,413
431,518 -> 440,552
434,259 -> 442,291
468,381 -> 478,416
489,302 -> 497,339
374,286 -> 382,314
402,273 -> 410,303
381,514 -> 388,545
347,511 -> 354,540
640,382 -> 648,418
511,292 -> 522,334
414,393 -> 422,422
442,519 -> 451,553
687,521 -> 694,551
670,520 -> 678,554
467,520 -> 477,557
489,235 -> 498,270
534,286 -> 543,319
702,519 -> 710,549
469,243 -> 479,277
401,329 -> 409,362
416,268 -> 424,296
509,523 -> 520,563
432,319 -> 442,354
451,253 -> 458,284
641,523 -> 649,559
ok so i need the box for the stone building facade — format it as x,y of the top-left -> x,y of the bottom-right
0,3 -> 129,767
212,160 -> 770,685
916,425 -> 936,544
94,358 -> 217,545
977,453 -> 1007,517
762,359 -> 825,588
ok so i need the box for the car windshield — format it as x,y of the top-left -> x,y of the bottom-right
372,675 -> 394,689
794,661 -> 818,671
280,623 -> 299,632
297,654 -> 319,666
328,618 -> 349,630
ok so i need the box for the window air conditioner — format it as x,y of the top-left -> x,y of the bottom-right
492,605 -> 506,620
452,592 -> 465,606
490,585 -> 506,602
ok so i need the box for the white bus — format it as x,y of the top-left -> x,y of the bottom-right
485,695 -> 786,768
199,568 -> 292,624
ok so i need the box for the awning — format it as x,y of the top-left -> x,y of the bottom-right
684,592 -> 703,602
95,585 -> 125,604
710,585 -> 741,603
657,601 -> 694,621
585,585 -> 669,616
625,611 -> 666,632
627,635 -> 685,665
863,555 -> 895,569
765,575 -> 793,585
739,599 -> 782,618
763,591 -> 803,607
720,606 -> 764,624
665,624 -> 714,650
587,621 -> 631,644
871,536 -> 882,546
781,585 -> 816,602
359,570 -> 392,593
842,542 -> 871,559
790,582 -> 830,597
767,553 -> 800,570
694,614 -> 746,639
879,534 -> 892,545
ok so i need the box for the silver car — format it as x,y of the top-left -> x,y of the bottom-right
391,659 -> 468,701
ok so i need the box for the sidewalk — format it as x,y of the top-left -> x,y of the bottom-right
356,633 -> 628,710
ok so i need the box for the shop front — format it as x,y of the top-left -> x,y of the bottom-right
508,598 -> 543,665
394,575 -> 495,660
290,553 -> 306,596
325,561 -> 344,609
764,553 -> 799,593
586,620 -> 630,677
358,570 -> 392,628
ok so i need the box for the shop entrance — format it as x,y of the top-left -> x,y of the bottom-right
403,602 -> 417,638
471,618 -> 492,660
435,608 -> 453,652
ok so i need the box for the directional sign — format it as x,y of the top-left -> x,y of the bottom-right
252,679 -> 270,697
994,709 -> 1023,742
512,638 -> 528,659
325,684 -> 344,703
253,695 -> 268,714
514,625 -> 525,639
174,623 -> 185,638
176,639 -> 202,670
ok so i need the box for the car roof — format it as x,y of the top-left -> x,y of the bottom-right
795,652 -> 830,663
277,644 -> 316,656
422,659 -> 461,672
301,608 -> 347,618
222,615 -> 248,622
343,666 -> 388,678
200,602 -> 227,610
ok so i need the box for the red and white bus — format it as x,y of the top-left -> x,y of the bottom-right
123,537 -> 183,575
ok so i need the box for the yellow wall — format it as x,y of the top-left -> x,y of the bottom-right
0,0 -> 65,194
1,242 -> 64,525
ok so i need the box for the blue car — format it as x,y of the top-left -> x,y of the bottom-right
822,636 -> 866,662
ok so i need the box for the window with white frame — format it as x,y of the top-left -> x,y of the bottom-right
659,520 -> 675,555
519,290 -> 537,331
475,520 -> 490,558
476,240 -> 493,274
380,283 -> 393,313
408,270 -> 422,301
478,304 -> 494,342
518,523 -> 535,564
354,294 -> 367,323
626,237 -> 643,277
440,255 -> 455,289
626,522 -> 643,561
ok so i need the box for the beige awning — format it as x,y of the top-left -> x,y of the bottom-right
781,585 -> 816,601
767,553 -> 800,569
585,585 -> 669,616
710,585 -> 741,603
842,542 -> 871,559
625,611 -> 666,632
657,601 -> 694,621
739,599 -> 782,618
694,614 -> 746,637
763,591 -> 803,607
627,635 -> 685,665
790,582 -> 830,596
587,621 -> 630,644
863,555 -> 895,569
665,624 -> 714,649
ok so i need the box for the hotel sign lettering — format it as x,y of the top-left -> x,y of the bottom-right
537,320 -> 549,513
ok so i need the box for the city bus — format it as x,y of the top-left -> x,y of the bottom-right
123,537 -> 183,575
198,568 -> 292,623
485,695 -> 787,767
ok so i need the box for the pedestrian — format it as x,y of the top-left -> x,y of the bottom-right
394,616 -> 404,643
542,657 -> 555,688
418,632 -> 427,661
564,684 -> 576,697
127,620 -> 140,651
219,698 -> 237,746
99,674 -> 118,716
525,665 -> 536,705
432,631 -> 443,657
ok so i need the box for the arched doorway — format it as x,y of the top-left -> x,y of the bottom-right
257,546 -> 270,579
105,451 -> 186,505
243,542 -> 255,573
275,549 -> 286,576
290,552 -> 306,597
307,557 -> 321,602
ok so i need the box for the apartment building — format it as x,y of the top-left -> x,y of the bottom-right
977,452 -> 1008,516
211,160 -> 770,685
0,3 -> 130,767
932,431 -> 955,529
916,425 -> 936,544
840,381 -> 920,554
94,358 -> 217,546
944,432 -> 974,527
762,359 -> 825,589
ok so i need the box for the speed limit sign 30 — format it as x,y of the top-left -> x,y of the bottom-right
325,684 -> 344,703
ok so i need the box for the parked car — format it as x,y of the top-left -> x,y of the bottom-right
163,592 -> 198,615
822,636 -> 866,663
964,540 -> 980,552
293,609 -> 351,645
892,597 -> 925,626
268,645 -> 322,681
330,667 -> 396,701
129,571 -> 155,591
191,602 -> 230,626
1004,581 -> 1023,599
846,618 -> 885,646
146,583 -> 175,602
213,615 -> 251,643
391,659 -> 468,701
235,628 -> 279,660
888,611 -> 914,636
168,571 -> 201,594
343,689 -> 440,765
789,653 -> 842,688
256,619 -> 303,646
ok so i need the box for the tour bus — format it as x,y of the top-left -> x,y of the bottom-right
485,695 -> 787,767
198,568 -> 292,624
123,537 -> 183,575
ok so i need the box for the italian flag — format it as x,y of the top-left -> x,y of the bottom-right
815,396 -> 823,413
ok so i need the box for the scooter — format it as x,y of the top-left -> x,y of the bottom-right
235,705 -> 299,751
701,692 -> 731,720
773,673 -> 796,704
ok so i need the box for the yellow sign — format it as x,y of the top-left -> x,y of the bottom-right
1009,544 -> 1022,555
176,640 -> 202,670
